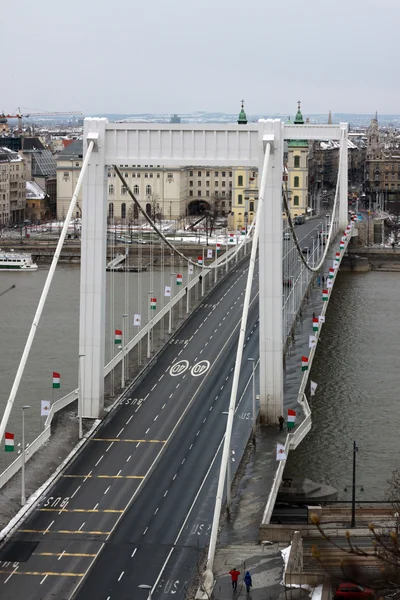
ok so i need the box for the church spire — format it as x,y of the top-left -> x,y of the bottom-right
237,99 -> 247,125
294,100 -> 304,125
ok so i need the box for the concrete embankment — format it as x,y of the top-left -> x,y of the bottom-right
345,246 -> 400,271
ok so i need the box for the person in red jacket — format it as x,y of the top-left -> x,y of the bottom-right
229,568 -> 241,591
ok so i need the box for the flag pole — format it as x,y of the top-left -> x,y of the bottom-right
78,354 -> 84,439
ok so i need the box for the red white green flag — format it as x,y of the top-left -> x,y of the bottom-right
301,356 -> 309,371
312,317 -> 319,331
52,372 -> 60,389
198,256 -> 203,266
287,409 -> 296,429
114,330 -> 122,345
241,228 -> 246,236
229,233 -> 235,244
150,297 -> 157,310
322,289 -> 329,301
340,240 -> 345,249
176,273 -> 183,285
335,252 -> 340,261
216,243 -> 221,252
5,432 -> 14,452
329,267 -> 335,279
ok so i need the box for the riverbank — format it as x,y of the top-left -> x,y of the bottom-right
346,245 -> 400,271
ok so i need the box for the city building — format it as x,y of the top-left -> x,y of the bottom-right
26,180 -> 48,221
286,102 -> 309,218
0,147 -> 26,225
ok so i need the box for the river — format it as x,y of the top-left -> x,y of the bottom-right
0,267 -> 399,498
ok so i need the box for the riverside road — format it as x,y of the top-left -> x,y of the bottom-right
0,219 -> 324,600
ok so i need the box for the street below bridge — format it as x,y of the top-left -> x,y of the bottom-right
0,217 -> 325,600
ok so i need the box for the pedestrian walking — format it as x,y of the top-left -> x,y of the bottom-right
322,275 -> 325,285
312,312 -> 316,320
392,241 -> 395,250
317,275 -> 321,287
229,568 -> 241,591
244,571 -> 252,594
278,415 -> 285,431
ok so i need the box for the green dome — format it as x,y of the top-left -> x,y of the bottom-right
294,100 -> 304,125
238,100 -> 247,125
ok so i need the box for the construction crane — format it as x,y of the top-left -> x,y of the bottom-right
0,109 -> 83,134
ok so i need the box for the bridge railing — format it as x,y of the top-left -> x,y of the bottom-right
261,228 -> 352,525
0,238 -> 251,491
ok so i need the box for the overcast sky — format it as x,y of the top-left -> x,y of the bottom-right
3,0 -> 399,117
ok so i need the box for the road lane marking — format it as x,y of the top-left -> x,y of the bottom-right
91,438 -> 166,443
43,520 -> 54,535
4,564 -> 18,583
118,571 -> 124,581
145,428 -> 150,434
126,415 -> 133,425
34,552 -> 97,558
19,530 -> 110,535
151,384 -> 157,391
164,490 -> 168,497
95,455 -> 104,467
154,415 -> 158,421
71,486 -> 81,499
58,550 -> 65,561
143,527 -> 148,535
154,508 -> 159,515
116,428 -> 124,437
0,570 -> 85,577
40,575 -> 48,584
126,455 -> 132,462
131,548 -> 137,558
63,475 -> 144,479
158,374 -> 164,381
83,470 -> 92,482
104,486 -> 111,495
39,508 -> 123,513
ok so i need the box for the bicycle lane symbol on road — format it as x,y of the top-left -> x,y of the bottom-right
169,360 -> 189,377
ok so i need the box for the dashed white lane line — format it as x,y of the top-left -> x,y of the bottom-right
143,527 -> 148,535
58,550 -> 65,561
154,508 -> 159,515
189,444 -> 193,450
136,442 -> 141,448
126,455 -> 132,462
118,571 -> 124,582
169,393 -> 173,399
104,486 -> 111,495
117,428 -> 124,437
43,520 -> 55,535
220,385 -> 224,390
154,415 -> 159,422
173,474 -> 177,481
196,430 -> 200,437
117,470 -> 122,476
226,376 -> 229,381
83,470 -> 92,483
205,342 -> 208,346
106,442 -> 114,452
209,405 -> 213,411
135,405 -> 141,413
164,490 -> 168,497
151,384 -> 157,391
131,548 -> 137,558
144,393 -> 149,401
93,503 -> 99,510
178,349 -> 183,356
95,455 -> 104,467
181,458 -> 185,465
215,395 -> 219,400
158,374 -> 164,382
199,349 -> 203,354
78,522 -> 85,531
126,415 -> 133,425
145,428 -> 150,434
203,417 -> 207,423
4,564 -> 19,583
162,404 -> 166,409
176,383 -> 180,388
40,574 -> 48,585
71,485 -> 81,499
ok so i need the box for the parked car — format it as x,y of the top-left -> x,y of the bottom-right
282,273 -> 293,286
283,232 -> 290,241
302,246 -> 309,255
334,583 -> 375,599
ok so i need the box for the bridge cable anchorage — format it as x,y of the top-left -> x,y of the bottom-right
0,141 -> 95,446
206,142 -> 271,576
282,128 -> 344,273
113,166 -> 255,270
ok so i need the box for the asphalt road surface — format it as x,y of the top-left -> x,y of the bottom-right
0,217 -> 326,600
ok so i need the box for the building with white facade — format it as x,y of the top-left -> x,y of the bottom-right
0,148 -> 26,225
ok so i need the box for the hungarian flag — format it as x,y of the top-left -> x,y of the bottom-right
207,249 -> 213,259
287,409 -> 296,429
52,372 -> 60,389
198,256 -> 203,266
216,243 -> 221,252
241,228 -> 246,236
5,432 -> 14,452
176,274 -> 182,285
327,279 -> 333,289
340,240 -> 345,249
276,443 -> 286,461
150,297 -> 157,310
41,400 -> 51,417
312,317 -> 319,331
164,285 -> 171,297
229,233 -> 235,244
133,314 -> 141,326
322,289 -> 329,301
333,260 -> 339,270
329,268 -> 335,279
301,356 -> 308,371
309,335 -> 317,349
114,329 -> 122,345
335,252 -> 340,261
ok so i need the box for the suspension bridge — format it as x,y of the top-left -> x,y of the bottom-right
0,118 -> 354,600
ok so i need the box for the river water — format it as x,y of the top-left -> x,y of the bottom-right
0,267 -> 399,498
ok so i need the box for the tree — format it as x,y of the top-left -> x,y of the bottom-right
311,469 -> 400,598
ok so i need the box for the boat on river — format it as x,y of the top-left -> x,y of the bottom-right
0,250 -> 38,271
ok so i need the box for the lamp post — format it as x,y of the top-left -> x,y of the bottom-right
121,313 -> 128,389
78,354 -> 85,439
351,440 -> 358,528
248,358 -> 256,445
138,584 -> 152,599
21,405 -> 31,506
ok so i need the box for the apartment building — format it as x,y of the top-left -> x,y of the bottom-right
0,148 -> 26,225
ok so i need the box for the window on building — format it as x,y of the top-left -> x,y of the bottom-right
206,191 -> 210,196
64,172 -> 70,178
125,172 -> 128,178
75,162 -> 79,167
229,181 -> 232,188
167,173 -> 173,179
157,173 -> 160,178
121,186 -> 127,195
108,184 -> 114,195
146,184 -> 152,196
145,173 -> 148,178
294,176 -> 299,188
252,171 -> 256,178
206,171 -> 210,177
109,203 -> 114,218
189,171 -> 193,177
198,181 -> 201,186
146,203 -> 151,216
133,185 -> 139,195
294,156 -> 300,168
149,173 -> 153,178
222,201 -> 226,207
190,181 -> 193,187
108,172 -> 111,178
198,171 -> 201,177
121,203 -> 126,219
229,171 -> 232,177
206,181 -> 210,187
238,175 -> 243,186
238,194 -> 243,205
215,171 -> 219,176
137,173 -> 140,178
198,191 -> 201,197
215,181 -> 218,187
189,190 -> 193,196
222,171 -> 226,177
132,173 -> 136,178
293,195 -> 299,206
249,201 -> 254,211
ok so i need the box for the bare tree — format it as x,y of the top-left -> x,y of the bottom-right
311,469 -> 400,598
